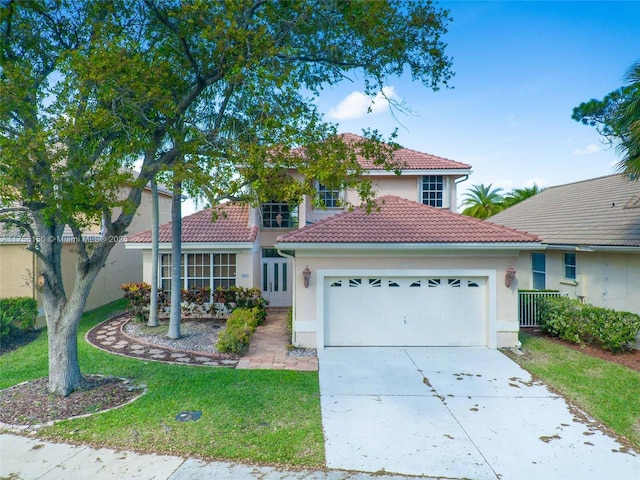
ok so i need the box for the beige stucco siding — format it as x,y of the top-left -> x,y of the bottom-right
0,245 -> 38,299
0,188 -> 172,321
517,250 -> 640,314
289,251 -> 521,349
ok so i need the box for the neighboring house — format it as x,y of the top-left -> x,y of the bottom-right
0,185 -> 173,319
490,174 -> 640,315
127,133 -> 542,349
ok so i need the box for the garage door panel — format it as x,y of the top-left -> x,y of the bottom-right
324,275 -> 487,347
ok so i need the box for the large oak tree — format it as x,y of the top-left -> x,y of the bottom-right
0,0 -> 453,396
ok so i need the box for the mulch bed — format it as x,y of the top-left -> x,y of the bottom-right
522,327 -> 640,372
0,375 -> 145,427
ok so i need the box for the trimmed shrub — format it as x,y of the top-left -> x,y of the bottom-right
216,307 -> 262,354
0,297 -> 38,340
538,296 -> 640,353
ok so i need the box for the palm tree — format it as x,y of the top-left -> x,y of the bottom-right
617,60 -> 640,177
573,59 -> 640,178
502,184 -> 544,208
461,184 -> 504,219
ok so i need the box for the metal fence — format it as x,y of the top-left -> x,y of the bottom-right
518,291 -> 568,327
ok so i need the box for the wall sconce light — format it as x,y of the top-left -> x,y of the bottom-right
505,265 -> 516,288
302,265 -> 311,288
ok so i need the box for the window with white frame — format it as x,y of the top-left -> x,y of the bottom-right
421,175 -> 445,207
564,253 -> 576,280
531,252 -> 546,290
214,253 -> 236,289
316,182 -> 342,208
159,253 -> 236,293
261,201 -> 298,228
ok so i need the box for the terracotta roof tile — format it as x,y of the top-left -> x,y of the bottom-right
277,196 -> 539,244
127,203 -> 257,243
338,133 -> 471,171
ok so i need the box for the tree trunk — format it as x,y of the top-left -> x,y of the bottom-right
42,258 -> 102,396
168,179 -> 182,339
46,300 -> 84,397
148,179 -> 160,327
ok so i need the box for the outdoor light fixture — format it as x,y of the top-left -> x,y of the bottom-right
505,266 -> 516,288
302,265 -> 312,288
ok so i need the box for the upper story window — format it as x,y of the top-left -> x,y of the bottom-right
421,175 -> 445,207
262,201 -> 298,228
316,182 -> 342,208
564,253 -> 576,280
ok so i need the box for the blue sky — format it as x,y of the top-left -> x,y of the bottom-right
314,0 -> 640,203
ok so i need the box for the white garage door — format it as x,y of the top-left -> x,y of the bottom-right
324,276 -> 487,347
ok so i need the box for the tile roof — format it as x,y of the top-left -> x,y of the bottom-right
127,203 -> 258,244
277,195 -> 539,244
490,174 -> 640,247
337,133 -> 472,171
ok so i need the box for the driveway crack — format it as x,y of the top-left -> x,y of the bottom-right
403,349 -> 501,480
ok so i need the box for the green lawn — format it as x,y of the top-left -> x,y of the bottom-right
515,332 -> 640,450
0,300 -> 324,467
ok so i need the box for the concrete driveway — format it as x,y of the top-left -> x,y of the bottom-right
318,347 -> 640,479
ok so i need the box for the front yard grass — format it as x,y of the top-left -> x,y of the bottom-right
0,300 -> 324,467
515,332 -> 640,450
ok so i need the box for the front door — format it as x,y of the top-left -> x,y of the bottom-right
261,252 -> 292,307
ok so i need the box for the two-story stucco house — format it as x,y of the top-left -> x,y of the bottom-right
126,133 -> 541,350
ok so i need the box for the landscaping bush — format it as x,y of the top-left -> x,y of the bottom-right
120,282 -> 151,322
216,307 -> 262,354
181,286 -> 211,319
538,296 -> 640,352
121,283 -> 268,323
0,297 -> 37,340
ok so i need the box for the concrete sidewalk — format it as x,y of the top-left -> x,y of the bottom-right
0,433 -> 440,480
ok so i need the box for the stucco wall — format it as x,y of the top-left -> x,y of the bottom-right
0,187 -> 173,320
0,245 -> 37,299
290,251 -> 521,349
517,250 -> 640,314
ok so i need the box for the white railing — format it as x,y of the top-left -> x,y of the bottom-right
518,291 -> 568,327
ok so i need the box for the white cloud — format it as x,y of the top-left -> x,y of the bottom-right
328,86 -> 399,120
571,144 -> 601,156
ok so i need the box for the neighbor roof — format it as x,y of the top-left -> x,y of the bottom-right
277,195 -> 539,245
338,133 -> 472,171
127,203 -> 258,244
490,174 -> 640,247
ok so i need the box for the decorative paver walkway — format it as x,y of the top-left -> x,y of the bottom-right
237,308 -> 318,372
86,308 -> 318,372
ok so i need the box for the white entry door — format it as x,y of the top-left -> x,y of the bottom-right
261,256 -> 292,307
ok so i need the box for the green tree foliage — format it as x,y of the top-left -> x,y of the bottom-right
572,59 -> 640,178
461,184 -> 504,219
502,184 -> 544,208
0,0 -> 453,395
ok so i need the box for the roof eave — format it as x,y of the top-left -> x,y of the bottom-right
365,168 -> 472,176
545,243 -> 640,253
125,241 -> 256,250
274,241 -> 542,251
